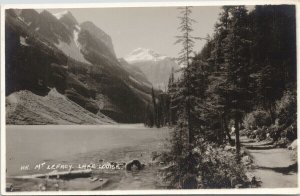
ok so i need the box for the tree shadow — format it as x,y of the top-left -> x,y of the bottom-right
244,145 -> 275,150
240,140 -> 256,144
256,163 -> 298,175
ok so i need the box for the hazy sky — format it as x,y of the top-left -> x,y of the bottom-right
49,7 -> 221,58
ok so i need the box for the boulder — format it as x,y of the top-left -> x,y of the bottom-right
240,149 -> 246,156
224,145 -> 236,152
235,184 -> 243,188
125,160 -> 145,171
6,183 -> 13,192
38,183 -> 46,191
288,139 -> 297,150
241,155 -> 252,165
245,172 -> 255,182
230,177 -> 238,187
151,151 -> 160,161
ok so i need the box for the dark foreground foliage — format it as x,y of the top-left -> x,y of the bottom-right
155,5 -> 296,189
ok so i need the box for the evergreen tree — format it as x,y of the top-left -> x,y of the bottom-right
249,5 -> 296,122
151,87 -> 159,127
162,6 -> 201,189
144,103 -> 154,127
161,4 -> 296,188
222,6 -> 252,159
174,6 -> 200,145
167,67 -> 176,125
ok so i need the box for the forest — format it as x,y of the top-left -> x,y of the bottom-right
144,5 -> 297,188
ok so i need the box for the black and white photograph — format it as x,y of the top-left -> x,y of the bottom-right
2,1 -> 299,194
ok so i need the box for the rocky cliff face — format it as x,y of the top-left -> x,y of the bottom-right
6,9 -> 152,124
80,21 -> 116,57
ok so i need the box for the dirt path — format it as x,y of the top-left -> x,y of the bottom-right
241,137 -> 298,188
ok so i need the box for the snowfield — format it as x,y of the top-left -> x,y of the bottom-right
125,48 -> 168,63
55,28 -> 90,64
20,36 -> 29,46
53,10 -> 70,20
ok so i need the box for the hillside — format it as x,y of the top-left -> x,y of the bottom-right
6,89 -> 114,125
5,9 -> 153,124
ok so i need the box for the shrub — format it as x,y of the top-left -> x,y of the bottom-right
275,90 -> 296,126
285,122 -> 297,141
160,128 -> 249,189
256,127 -> 267,141
159,123 -> 200,189
267,122 -> 296,145
239,129 -> 247,136
199,143 -> 249,188
275,137 -> 289,148
268,124 -> 281,142
243,110 -> 271,130
265,90 -> 297,144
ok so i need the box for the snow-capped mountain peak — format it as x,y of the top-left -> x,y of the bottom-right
124,48 -> 181,90
124,48 -> 168,63
53,10 -> 73,20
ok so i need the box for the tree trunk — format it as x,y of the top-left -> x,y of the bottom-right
187,96 -> 193,145
223,115 -> 234,145
235,115 -> 240,162
268,102 -> 275,124
219,113 -> 224,144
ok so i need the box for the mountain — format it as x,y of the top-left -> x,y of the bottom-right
118,58 -> 152,88
19,9 -> 89,64
124,48 -> 181,90
5,9 -> 153,124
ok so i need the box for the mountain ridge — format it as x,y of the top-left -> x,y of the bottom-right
6,9 -> 153,124
124,48 -> 181,90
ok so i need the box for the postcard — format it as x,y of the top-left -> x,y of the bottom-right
1,0 -> 299,194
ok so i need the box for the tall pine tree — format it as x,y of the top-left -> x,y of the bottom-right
222,6 -> 252,160
174,6 -> 200,145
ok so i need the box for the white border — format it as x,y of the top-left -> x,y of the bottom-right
1,0 -> 300,195
1,0 -> 300,9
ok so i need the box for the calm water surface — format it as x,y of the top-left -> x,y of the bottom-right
6,124 -> 170,176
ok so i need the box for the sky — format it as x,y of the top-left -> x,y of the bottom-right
49,7 -> 222,58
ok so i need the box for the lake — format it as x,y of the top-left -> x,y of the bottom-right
6,124 -> 170,178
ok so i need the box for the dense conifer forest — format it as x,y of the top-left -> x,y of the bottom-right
144,5 -> 297,188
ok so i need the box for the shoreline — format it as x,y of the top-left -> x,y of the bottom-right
6,125 -> 170,191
